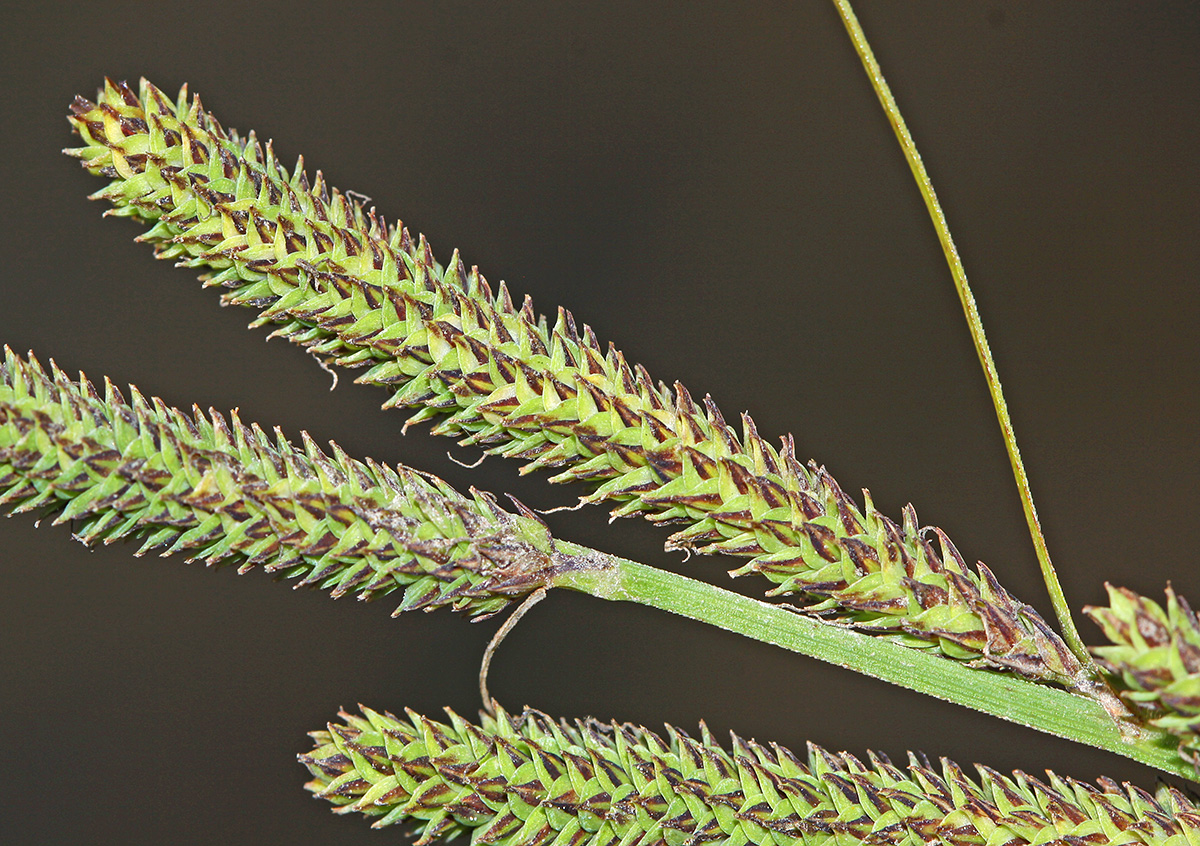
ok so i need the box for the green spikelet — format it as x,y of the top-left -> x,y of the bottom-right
301,703 -> 1200,845
63,76 -> 1082,684
0,347 -> 573,618
1087,585 -> 1200,766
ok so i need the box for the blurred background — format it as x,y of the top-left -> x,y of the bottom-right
1,2 -> 1197,842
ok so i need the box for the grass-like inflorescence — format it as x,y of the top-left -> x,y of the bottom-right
0,347 -> 575,618
64,77 -> 1081,684
301,703 -> 1200,845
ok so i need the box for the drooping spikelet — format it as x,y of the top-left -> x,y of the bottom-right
301,703 -> 1200,845
0,347 -> 574,618
64,77 -> 1081,685
1087,585 -> 1200,767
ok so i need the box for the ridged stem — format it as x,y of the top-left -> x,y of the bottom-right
554,558 -> 1188,780
830,0 -> 1090,668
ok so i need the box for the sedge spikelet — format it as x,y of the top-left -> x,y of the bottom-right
64,77 -> 1081,685
301,703 -> 1200,845
1087,585 -> 1200,767
0,347 -> 576,618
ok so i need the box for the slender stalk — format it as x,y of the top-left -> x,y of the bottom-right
552,553 -> 1188,780
479,587 -> 548,712
829,0 -> 1089,666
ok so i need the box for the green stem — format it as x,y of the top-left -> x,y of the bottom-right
829,0 -> 1089,667
553,549 -> 1189,780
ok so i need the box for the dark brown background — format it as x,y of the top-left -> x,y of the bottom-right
1,2 -> 1197,843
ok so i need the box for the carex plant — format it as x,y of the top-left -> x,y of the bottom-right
3,5 -> 1198,844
